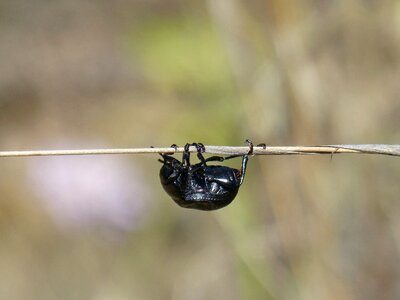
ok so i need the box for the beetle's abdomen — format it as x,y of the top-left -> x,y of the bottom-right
173,190 -> 239,210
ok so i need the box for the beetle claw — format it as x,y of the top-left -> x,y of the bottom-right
197,143 -> 206,153
245,139 -> 254,155
165,144 -> 178,154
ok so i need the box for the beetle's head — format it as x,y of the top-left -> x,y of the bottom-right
158,154 -> 184,184
158,153 -> 181,166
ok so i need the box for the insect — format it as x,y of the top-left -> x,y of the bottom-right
157,140 -> 254,210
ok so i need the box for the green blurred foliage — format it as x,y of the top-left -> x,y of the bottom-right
128,15 -> 241,144
132,17 -> 234,98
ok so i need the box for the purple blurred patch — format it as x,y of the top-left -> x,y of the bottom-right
28,154 -> 151,234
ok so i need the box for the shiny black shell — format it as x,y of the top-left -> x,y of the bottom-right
159,156 -> 242,211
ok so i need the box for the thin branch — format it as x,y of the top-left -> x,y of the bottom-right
0,144 -> 399,158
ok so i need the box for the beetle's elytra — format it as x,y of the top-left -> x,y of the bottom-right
158,141 -> 254,210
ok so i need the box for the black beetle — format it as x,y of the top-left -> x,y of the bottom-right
158,140 -> 254,210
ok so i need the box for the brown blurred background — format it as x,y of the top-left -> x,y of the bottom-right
1,0 -> 400,299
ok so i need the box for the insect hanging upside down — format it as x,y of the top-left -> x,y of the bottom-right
157,140 -> 255,211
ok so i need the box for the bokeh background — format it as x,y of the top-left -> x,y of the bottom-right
1,0 -> 400,299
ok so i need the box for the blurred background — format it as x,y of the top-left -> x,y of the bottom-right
0,0 -> 400,299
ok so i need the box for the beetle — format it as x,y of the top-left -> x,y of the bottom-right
158,140 -> 254,210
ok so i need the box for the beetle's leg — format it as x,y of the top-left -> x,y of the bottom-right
195,143 -> 208,165
183,143 -> 207,166
237,139 -> 254,185
204,156 -> 225,163
170,144 -> 178,152
238,155 -> 249,185
183,143 -> 192,166
155,144 -> 178,163
150,145 -> 166,163
163,144 -> 178,157
245,139 -> 254,155
202,154 -> 242,164
162,144 -> 178,157
189,154 -> 227,174
257,143 -> 266,149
